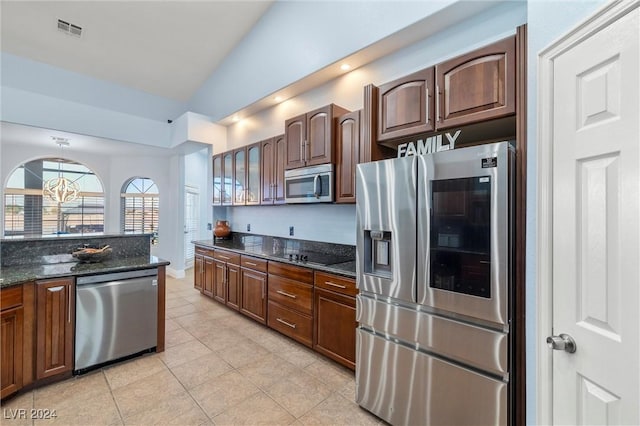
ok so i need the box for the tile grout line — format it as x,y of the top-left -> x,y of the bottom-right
101,370 -> 126,426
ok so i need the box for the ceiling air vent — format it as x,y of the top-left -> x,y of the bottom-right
57,19 -> 82,38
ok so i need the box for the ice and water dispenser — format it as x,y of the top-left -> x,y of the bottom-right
363,230 -> 393,279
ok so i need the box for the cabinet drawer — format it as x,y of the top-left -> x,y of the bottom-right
241,255 -> 268,272
268,274 -> 312,315
315,272 -> 357,297
1,285 -> 23,311
214,250 -> 240,264
268,262 -> 313,284
268,301 -> 313,348
195,246 -> 213,257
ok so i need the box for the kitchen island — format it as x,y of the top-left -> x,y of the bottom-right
0,234 -> 168,400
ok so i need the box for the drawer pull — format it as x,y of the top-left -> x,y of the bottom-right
276,318 -> 297,329
324,281 -> 347,289
276,290 -> 297,299
245,262 -> 257,266
218,255 -> 230,260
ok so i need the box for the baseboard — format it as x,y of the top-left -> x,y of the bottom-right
166,267 -> 185,279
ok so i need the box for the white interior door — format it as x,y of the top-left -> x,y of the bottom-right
184,187 -> 199,268
547,3 -> 639,424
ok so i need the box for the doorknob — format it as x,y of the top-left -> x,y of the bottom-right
546,333 -> 577,353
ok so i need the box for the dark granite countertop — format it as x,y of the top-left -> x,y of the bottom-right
0,255 -> 169,288
193,234 -> 356,278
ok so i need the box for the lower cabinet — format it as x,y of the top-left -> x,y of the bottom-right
1,285 -> 24,398
240,256 -> 267,324
36,278 -> 75,380
195,247 -> 214,297
314,272 -> 357,370
212,249 -> 241,310
267,262 -> 314,348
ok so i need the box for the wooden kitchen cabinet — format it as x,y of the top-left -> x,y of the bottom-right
194,254 -> 203,291
194,246 -> 214,297
1,285 -> 24,399
314,272 -> 357,370
377,67 -> 435,142
245,142 -> 261,205
212,154 -> 223,205
267,262 -> 314,347
336,110 -> 360,204
284,104 -> 349,170
233,148 -> 246,205
222,151 -> 233,205
213,250 -> 241,310
436,35 -> 516,129
261,135 -> 286,205
36,278 -> 74,380
240,256 -> 267,324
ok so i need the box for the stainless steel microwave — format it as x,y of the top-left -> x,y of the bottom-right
284,163 -> 333,203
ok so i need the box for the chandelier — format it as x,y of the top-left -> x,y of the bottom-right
43,139 -> 80,203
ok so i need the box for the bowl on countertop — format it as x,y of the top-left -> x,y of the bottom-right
72,246 -> 112,263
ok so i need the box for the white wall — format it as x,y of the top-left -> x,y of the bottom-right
525,1 -> 609,424
219,204 -> 356,245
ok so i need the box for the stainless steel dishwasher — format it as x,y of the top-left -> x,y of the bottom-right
75,268 -> 158,373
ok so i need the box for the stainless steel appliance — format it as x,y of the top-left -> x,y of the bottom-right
356,141 -> 514,425
284,163 -> 333,203
75,268 -> 158,373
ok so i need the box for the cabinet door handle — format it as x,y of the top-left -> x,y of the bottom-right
276,318 -> 297,329
68,285 -> 72,323
324,281 -> 347,289
426,86 -> 430,123
436,84 -> 441,122
245,262 -> 257,266
276,290 -> 297,299
300,139 -> 304,163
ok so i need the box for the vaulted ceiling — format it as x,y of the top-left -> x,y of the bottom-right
1,0 -> 274,102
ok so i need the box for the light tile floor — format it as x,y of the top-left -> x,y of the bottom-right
1,270 -> 382,425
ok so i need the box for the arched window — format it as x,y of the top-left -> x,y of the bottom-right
4,158 -> 104,237
121,177 -> 159,244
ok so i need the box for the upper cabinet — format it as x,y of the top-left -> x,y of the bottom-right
261,135 -> 286,205
233,148 -> 246,205
285,104 -> 349,170
336,110 -> 360,204
436,35 -> 516,129
212,154 -> 223,205
222,151 -> 233,205
376,35 -> 516,143
377,67 -> 435,142
245,143 -> 261,205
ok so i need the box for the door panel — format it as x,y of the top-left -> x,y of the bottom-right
356,156 -> 417,304
550,6 -> 639,424
285,114 -> 305,170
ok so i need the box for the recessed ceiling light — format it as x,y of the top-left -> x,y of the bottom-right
340,63 -> 351,71
232,115 -> 240,122
274,96 -> 283,102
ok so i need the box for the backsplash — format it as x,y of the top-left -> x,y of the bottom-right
1,234 -> 151,267
216,204 -> 356,245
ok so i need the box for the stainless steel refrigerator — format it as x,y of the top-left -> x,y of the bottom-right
355,141 -> 514,425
